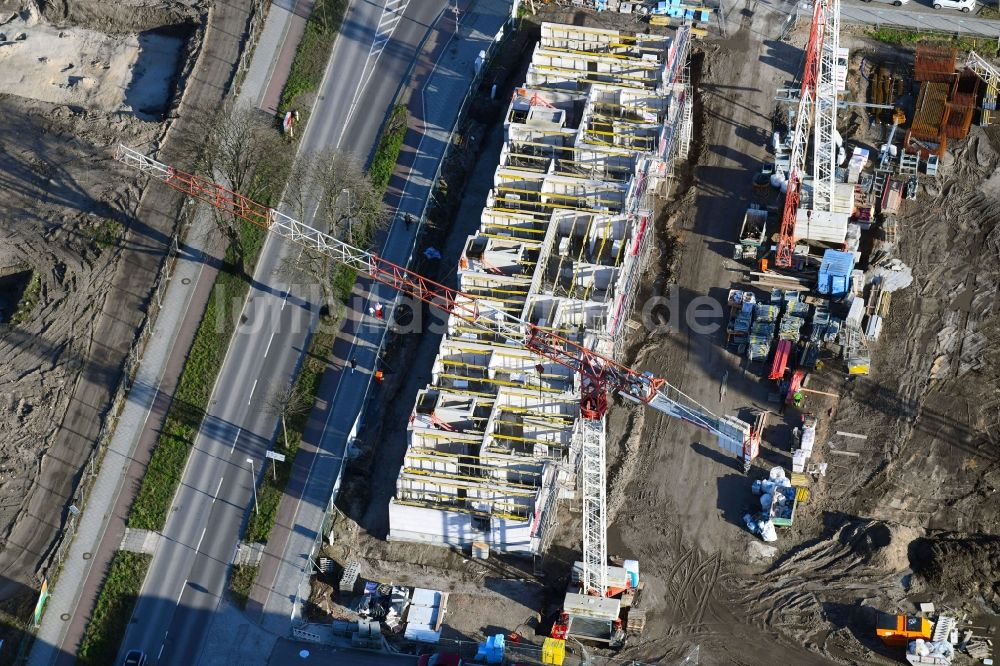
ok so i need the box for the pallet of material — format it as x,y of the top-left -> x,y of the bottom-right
747,329 -> 774,362
777,314 -> 805,341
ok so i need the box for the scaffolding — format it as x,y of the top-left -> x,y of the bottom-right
388,22 -> 694,556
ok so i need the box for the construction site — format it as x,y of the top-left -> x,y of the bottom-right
1,0 -> 1000,662
314,1 -> 1000,665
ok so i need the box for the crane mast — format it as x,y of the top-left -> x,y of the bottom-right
813,0 -> 840,213
114,143 -> 744,605
776,0 -> 834,268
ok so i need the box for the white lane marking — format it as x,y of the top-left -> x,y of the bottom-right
337,0 -> 412,149
177,580 -> 187,605
281,291 -> 289,310
248,379 -> 258,404
230,427 -> 242,454
265,330 -> 276,357
195,526 -> 207,553
158,643 -> 166,660
213,476 -> 224,502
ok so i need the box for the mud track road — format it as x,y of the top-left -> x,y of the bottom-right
601,1 -> 844,662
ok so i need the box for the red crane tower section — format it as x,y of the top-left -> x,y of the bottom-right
776,0 -> 827,268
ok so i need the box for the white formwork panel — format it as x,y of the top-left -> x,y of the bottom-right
388,502 -> 476,547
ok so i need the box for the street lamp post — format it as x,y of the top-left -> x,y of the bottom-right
246,458 -> 259,514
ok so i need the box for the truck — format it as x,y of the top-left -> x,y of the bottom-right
733,206 -> 769,261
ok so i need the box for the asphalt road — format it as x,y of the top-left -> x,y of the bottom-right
269,641 -> 419,666
840,0 -> 1000,36
117,0 -> 449,663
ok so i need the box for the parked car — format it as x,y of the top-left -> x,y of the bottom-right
123,651 -> 147,666
860,0 -> 911,6
933,0 -> 975,11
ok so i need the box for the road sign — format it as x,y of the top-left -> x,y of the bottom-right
33,579 -> 49,627
265,451 -> 286,462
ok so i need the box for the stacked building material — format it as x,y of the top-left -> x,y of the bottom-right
747,303 -> 778,362
810,302 -> 830,343
869,61 -> 905,111
777,313 -> 805,341
907,81 -> 951,157
727,290 -> 755,346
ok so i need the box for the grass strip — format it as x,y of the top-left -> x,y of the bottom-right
77,552 -> 151,666
278,0 -> 349,115
228,564 -> 259,609
11,272 -> 41,325
865,27 -> 988,51
129,224 -> 266,530
368,104 -> 409,194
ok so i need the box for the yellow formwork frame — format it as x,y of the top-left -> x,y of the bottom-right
392,497 -> 527,522
401,467 -> 539,493
438,372 -> 564,394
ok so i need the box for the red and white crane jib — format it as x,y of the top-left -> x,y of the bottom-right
114,145 -> 742,451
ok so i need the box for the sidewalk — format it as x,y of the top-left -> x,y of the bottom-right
27,2 -> 313,664
244,0 -> 316,114
246,0 -> 512,638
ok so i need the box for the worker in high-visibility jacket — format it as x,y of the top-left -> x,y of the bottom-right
793,391 -> 803,408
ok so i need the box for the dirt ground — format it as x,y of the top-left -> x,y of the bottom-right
322,3 -> 1000,664
0,0 -> 206,598
605,13 -> 1000,666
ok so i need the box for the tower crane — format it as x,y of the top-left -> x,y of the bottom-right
113,144 -> 752,637
775,0 -> 841,268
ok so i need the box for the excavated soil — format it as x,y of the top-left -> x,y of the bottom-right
0,0 -> 205,596
604,14 -> 1000,666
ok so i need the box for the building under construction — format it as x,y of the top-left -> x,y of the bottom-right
387,22 -> 693,554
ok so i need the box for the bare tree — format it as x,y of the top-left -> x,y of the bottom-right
278,247 -> 340,312
266,379 -> 312,450
278,149 -> 386,310
199,107 -> 293,275
311,150 -> 386,246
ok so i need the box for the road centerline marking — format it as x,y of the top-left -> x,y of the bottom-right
265,330 -> 276,357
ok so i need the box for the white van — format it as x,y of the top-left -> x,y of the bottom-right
933,0 -> 976,11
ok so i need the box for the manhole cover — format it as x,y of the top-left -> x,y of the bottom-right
61,613 -> 70,621
82,552 -> 92,560
181,277 -> 191,285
